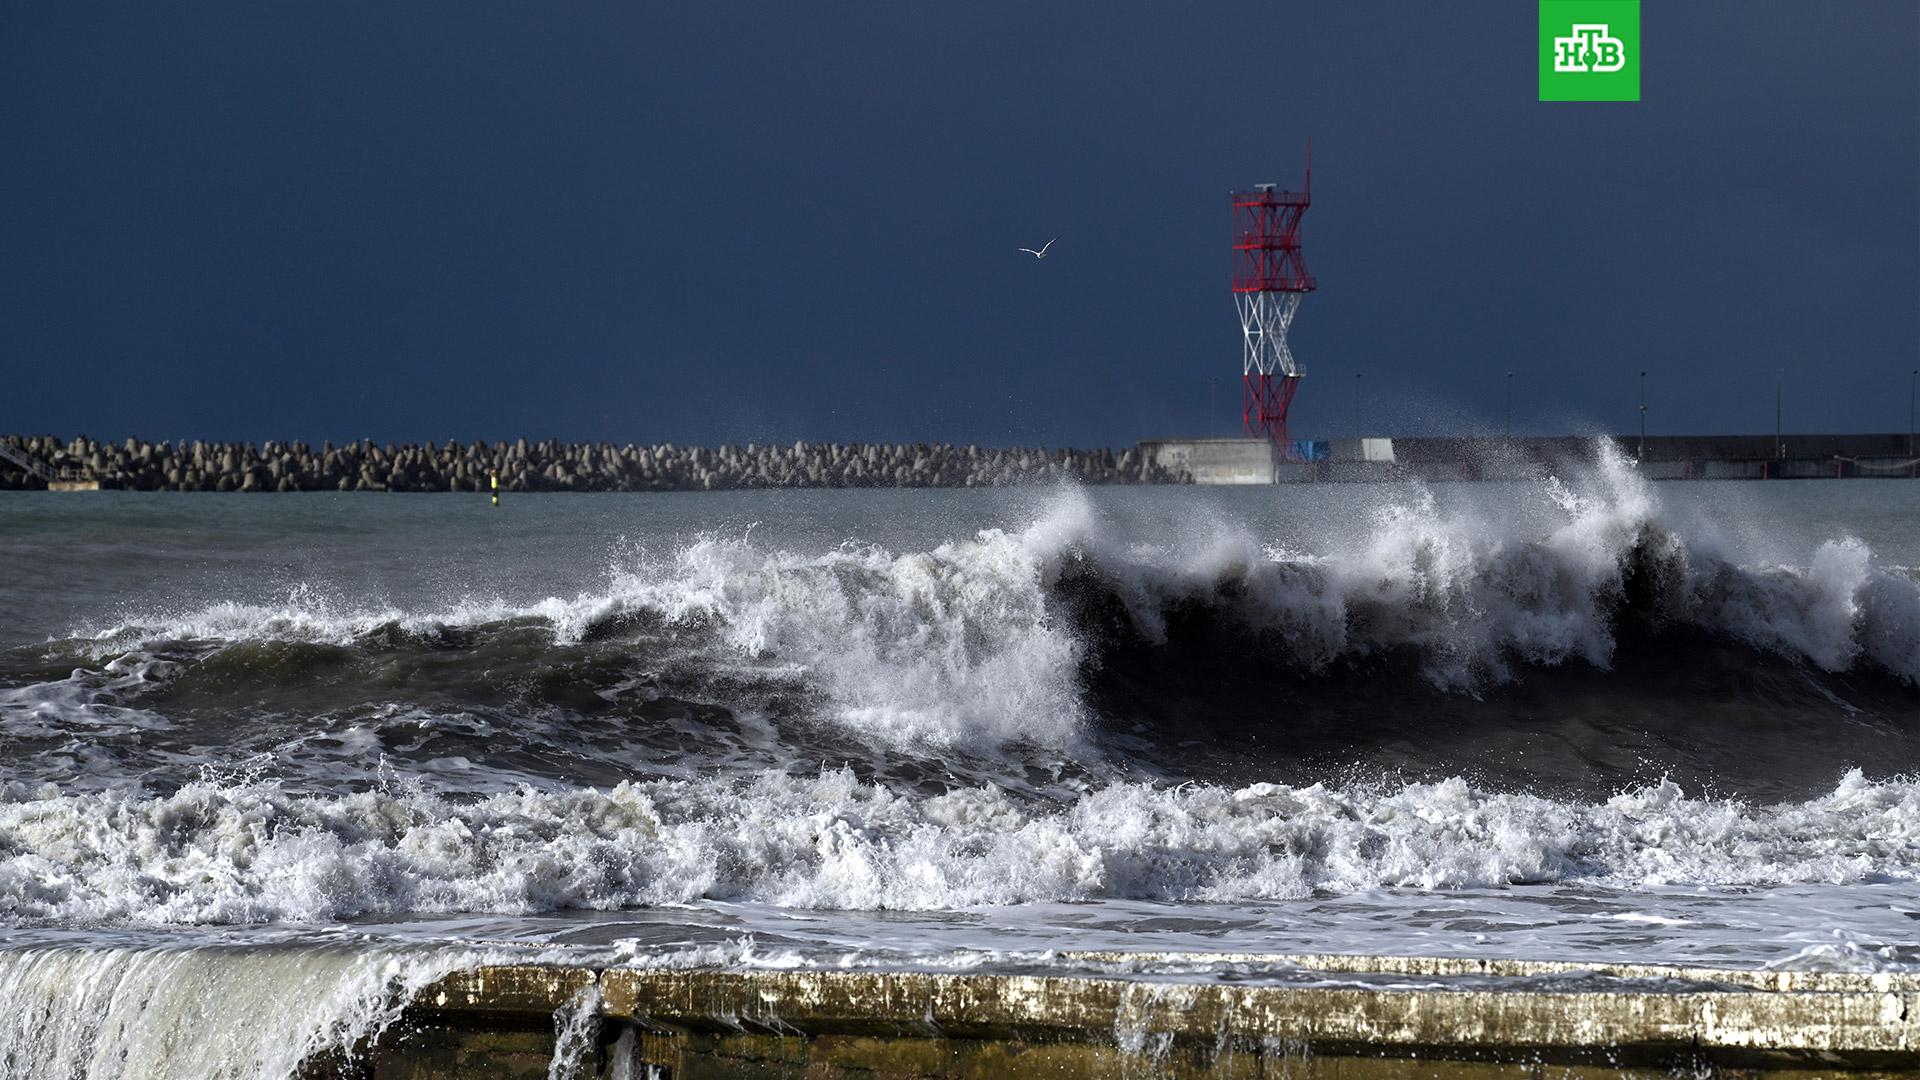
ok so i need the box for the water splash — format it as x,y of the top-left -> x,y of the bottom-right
0,943 -> 476,1080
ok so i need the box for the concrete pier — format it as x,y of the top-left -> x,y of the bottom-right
1141,434 -> 1920,485
1138,437 -> 1280,484
305,954 -> 1920,1077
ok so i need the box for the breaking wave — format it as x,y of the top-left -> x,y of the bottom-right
37,445 -> 1920,715
4,444 -> 1913,802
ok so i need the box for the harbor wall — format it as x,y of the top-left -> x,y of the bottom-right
297,957 -> 1920,1078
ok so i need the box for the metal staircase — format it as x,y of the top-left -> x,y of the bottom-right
0,440 -> 56,482
0,439 -> 103,487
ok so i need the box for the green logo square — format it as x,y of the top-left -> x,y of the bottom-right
1539,0 -> 1640,101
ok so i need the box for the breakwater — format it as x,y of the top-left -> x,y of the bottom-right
0,434 -> 1170,492
254,955 -> 1920,1077
6,432 -> 1917,491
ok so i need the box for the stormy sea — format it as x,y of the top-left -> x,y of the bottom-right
2,445 -> 1917,1076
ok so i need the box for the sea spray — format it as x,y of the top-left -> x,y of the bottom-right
547,981 -> 605,1080
637,524 -> 1085,747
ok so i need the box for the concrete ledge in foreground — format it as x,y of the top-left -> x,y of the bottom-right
329,954 -> 1920,1078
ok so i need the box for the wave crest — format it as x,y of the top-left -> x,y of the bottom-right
25,445 -> 1919,770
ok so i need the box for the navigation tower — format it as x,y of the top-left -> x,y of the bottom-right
1232,145 -> 1316,449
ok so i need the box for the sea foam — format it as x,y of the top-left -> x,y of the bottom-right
2,768 -> 1917,926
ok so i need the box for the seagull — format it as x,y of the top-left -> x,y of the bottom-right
1018,235 -> 1061,259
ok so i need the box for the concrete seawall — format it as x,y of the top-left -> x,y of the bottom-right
1140,435 -> 1920,485
303,955 -> 1920,1077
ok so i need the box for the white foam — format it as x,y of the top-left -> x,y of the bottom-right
624,523 -> 1085,746
1762,930 -> 1914,973
2,768 -> 1917,926
0,654 -> 173,740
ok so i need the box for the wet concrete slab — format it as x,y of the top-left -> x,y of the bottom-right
342,953 -> 1920,1077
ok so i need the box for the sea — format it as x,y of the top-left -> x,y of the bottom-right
2,444 -> 1917,1076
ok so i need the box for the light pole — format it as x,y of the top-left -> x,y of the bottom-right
1505,371 -> 1514,439
1775,376 -> 1783,459
1638,370 -> 1647,461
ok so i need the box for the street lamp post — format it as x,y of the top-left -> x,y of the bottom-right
1638,370 -> 1647,462
1775,377 -> 1784,460
1505,371 -> 1514,439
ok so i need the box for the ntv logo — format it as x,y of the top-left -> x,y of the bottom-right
1553,24 -> 1626,73
1539,1 -> 1639,101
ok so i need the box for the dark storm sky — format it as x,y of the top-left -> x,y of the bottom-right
3,2 -> 1916,447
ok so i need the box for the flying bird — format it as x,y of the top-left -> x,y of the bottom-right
1018,235 -> 1061,260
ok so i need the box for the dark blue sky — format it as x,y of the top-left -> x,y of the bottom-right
4,2 -> 1916,447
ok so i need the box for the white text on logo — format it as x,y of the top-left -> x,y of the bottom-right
1552,24 -> 1625,73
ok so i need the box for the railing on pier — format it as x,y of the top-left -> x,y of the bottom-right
0,440 -> 56,481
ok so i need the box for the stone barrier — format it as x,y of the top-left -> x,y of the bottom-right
0,434 -> 1172,492
299,955 -> 1920,1078
6,433 -> 1915,491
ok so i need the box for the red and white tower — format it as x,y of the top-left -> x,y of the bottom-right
1232,145 -> 1316,448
